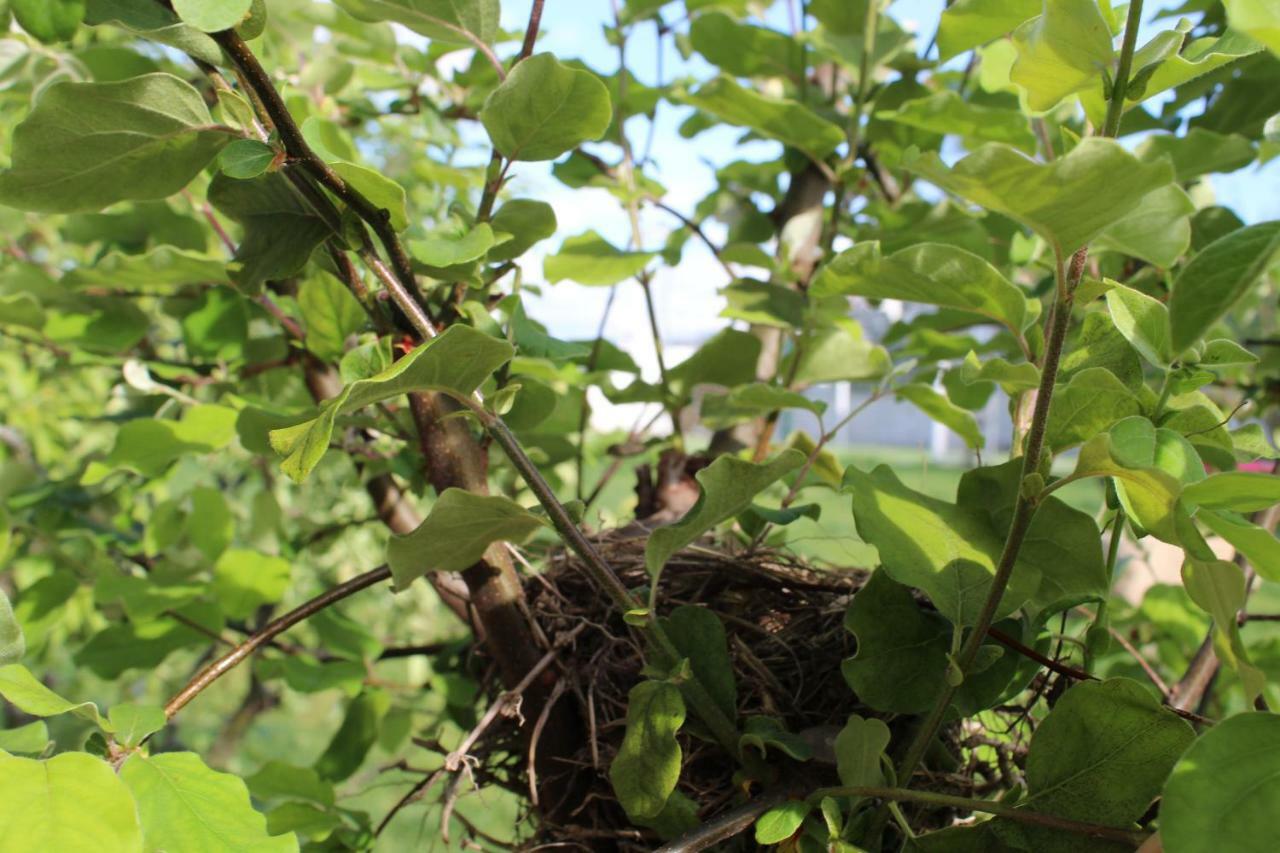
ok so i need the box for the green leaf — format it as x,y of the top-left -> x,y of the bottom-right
332,0 -> 499,44
0,73 -> 234,213
85,0 -> 223,65
1068,421 -> 1186,543
0,721 -> 50,755
0,752 -> 142,851
0,663 -> 110,729
1182,471 -> 1280,513
480,54 -> 611,161
510,300 -> 590,361
1093,184 -> 1195,269
269,325 -> 513,482
218,138 -> 278,179
386,489 -> 545,591
315,689 -> 390,782
814,242 -> 1027,335
937,0 -> 1039,61
299,271 -> 366,361
1137,128 -> 1258,182
1009,0 -> 1114,111
207,172 -> 333,294
544,231 -> 654,286
961,460 -> 1109,613
739,716 -> 813,761
410,224 -> 496,268
755,800 -> 811,845
12,0 -> 86,43
1200,339 -> 1259,366
875,90 -> 1037,153
960,352 -> 1040,393
0,589 -> 23,667
189,486 -> 233,561
1161,712 -> 1280,853
703,383 -> 825,421
656,606 -> 737,722
63,246 -> 230,292
1001,678 -> 1193,847
679,76 -> 845,163
1225,0 -> 1280,55
83,404 -> 239,484
1182,558 -> 1265,703
841,571 -> 1022,714
172,0 -> 251,33
896,383 -> 984,450
121,751 -> 296,852
1105,281 -> 1172,367
690,11 -> 799,79
331,161 -> 408,232
908,139 -> 1175,257
213,549 -> 291,619
1168,221 -> 1280,354
834,714 -> 890,789
609,680 -> 685,821
246,762 -> 335,808
1198,510 -> 1280,582
107,703 -> 166,748
843,465 -> 1041,625
1083,30 -> 1264,127
720,279 -> 806,328
1044,367 -> 1141,452
785,325 -> 891,385
489,199 -> 557,262
645,450 -> 804,582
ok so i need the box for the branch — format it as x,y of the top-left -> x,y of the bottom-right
210,29 -> 434,328
163,566 -> 391,718
517,0 -> 546,63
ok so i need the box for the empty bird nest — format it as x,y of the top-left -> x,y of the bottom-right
420,530 -> 1036,851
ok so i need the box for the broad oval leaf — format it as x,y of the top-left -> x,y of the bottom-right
0,73 -> 235,213
814,241 -> 1028,334
0,751 -> 142,851
386,489 -> 546,590
1009,0 -> 1114,111
121,751 -> 297,852
0,663 -> 111,729
12,0 -> 86,43
1000,678 -> 1193,847
1168,221 -> 1280,354
172,0 -> 252,33
1161,712 -> 1280,853
0,589 -> 23,667
1182,471 -> 1280,513
908,139 -> 1175,257
644,450 -> 805,583
481,54 -> 612,162
333,0 -> 500,44
544,231 -> 655,286
678,76 -> 845,163
268,325 -> 515,482
609,680 -> 685,821
842,465 -> 1041,625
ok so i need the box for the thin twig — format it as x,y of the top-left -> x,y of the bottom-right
163,566 -> 391,718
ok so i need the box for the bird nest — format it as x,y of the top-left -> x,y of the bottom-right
458,532 -> 1027,850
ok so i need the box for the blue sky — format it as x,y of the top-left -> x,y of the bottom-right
467,1 -> 1280,425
